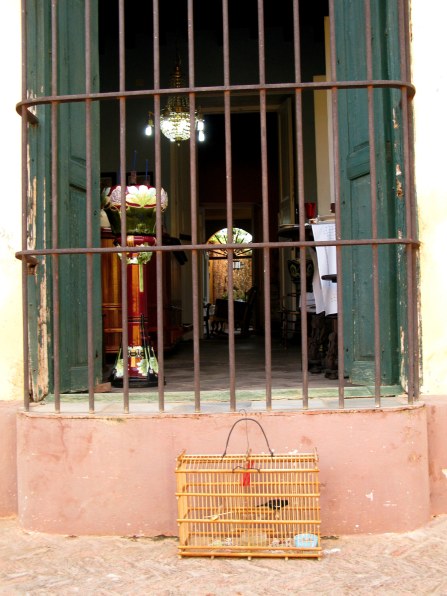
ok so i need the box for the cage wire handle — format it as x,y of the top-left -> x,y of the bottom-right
221,418 -> 274,461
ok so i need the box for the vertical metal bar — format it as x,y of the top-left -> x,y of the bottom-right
226,205 -> 235,411
293,0 -> 309,409
152,0 -> 160,173
85,0 -> 95,413
187,0 -> 202,412
401,90 -> 416,404
51,0 -> 61,412
398,0 -> 409,82
406,2 -> 419,403
21,0 -> 30,412
154,0 -> 166,412
365,0 -> 381,407
191,241 -> 201,413
155,239 -> 165,411
118,0 -> 129,412
222,0 -> 237,411
398,0 -> 417,403
328,0 -> 345,407
226,254 -> 236,408
407,87 -> 419,396
153,0 -> 164,411
257,0 -> 272,410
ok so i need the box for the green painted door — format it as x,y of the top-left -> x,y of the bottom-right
57,0 -> 102,392
334,0 -> 404,386
27,0 -> 101,395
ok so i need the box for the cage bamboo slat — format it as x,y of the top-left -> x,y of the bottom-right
176,422 -> 321,559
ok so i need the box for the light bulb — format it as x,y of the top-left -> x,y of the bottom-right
145,112 -> 154,136
198,130 -> 205,142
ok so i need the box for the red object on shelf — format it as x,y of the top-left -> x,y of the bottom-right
305,202 -> 317,219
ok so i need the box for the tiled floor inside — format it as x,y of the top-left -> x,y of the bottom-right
32,333 -> 408,415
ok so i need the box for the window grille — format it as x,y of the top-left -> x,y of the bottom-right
17,0 -> 418,414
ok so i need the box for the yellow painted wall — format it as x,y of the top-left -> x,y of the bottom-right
0,0 -> 23,400
411,1 -> 447,394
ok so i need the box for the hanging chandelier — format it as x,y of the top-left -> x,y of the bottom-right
159,58 -> 205,144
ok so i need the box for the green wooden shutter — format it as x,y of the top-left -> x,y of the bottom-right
26,0 -> 52,401
334,0 -> 405,386
27,0 -> 101,395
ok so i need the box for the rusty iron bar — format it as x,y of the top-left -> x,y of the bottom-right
222,0 -> 236,409
226,228 -> 236,412
225,172 -> 235,412
364,0 -> 382,407
408,76 -> 420,396
402,88 -> 416,404
21,0 -> 31,412
258,0 -> 272,410
187,0 -> 202,413
155,0 -> 166,413
19,107 -> 39,125
16,79 -> 416,114
399,0 -> 418,403
85,0 -> 95,413
328,0 -> 345,407
16,236 -> 420,260
402,0 -> 419,403
155,238 -> 166,413
118,0 -> 129,411
408,104 -> 419,391
293,0 -> 309,409
398,0 -> 410,83
51,0 -> 61,413
152,0 -> 165,412
16,254 -> 38,268
191,242 -> 201,414
222,0 -> 237,411
334,111 -> 345,411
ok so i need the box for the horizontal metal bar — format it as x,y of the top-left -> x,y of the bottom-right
16,107 -> 39,124
15,79 -> 416,113
15,237 -> 420,259
15,254 -> 38,265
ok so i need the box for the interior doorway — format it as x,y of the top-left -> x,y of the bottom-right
206,226 -> 253,304
22,0 -> 416,405
96,0 -> 341,394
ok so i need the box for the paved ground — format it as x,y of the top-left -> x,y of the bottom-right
1,514 -> 447,595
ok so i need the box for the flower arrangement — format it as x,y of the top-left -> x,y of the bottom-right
101,184 -> 168,236
101,184 -> 168,265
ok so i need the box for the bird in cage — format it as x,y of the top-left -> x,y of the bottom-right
257,499 -> 289,510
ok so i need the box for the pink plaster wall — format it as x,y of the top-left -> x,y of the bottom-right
424,397 -> 447,514
0,401 -> 18,516
16,405 -> 431,536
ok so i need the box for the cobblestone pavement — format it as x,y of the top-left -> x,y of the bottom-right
1,515 -> 447,595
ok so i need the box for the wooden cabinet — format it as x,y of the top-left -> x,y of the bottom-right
101,232 -> 122,355
101,229 -> 185,355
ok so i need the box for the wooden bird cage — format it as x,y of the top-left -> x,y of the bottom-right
175,419 -> 321,559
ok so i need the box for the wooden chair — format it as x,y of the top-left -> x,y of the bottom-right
203,303 -> 212,339
211,287 -> 258,337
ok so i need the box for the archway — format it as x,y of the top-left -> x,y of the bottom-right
206,227 -> 253,305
